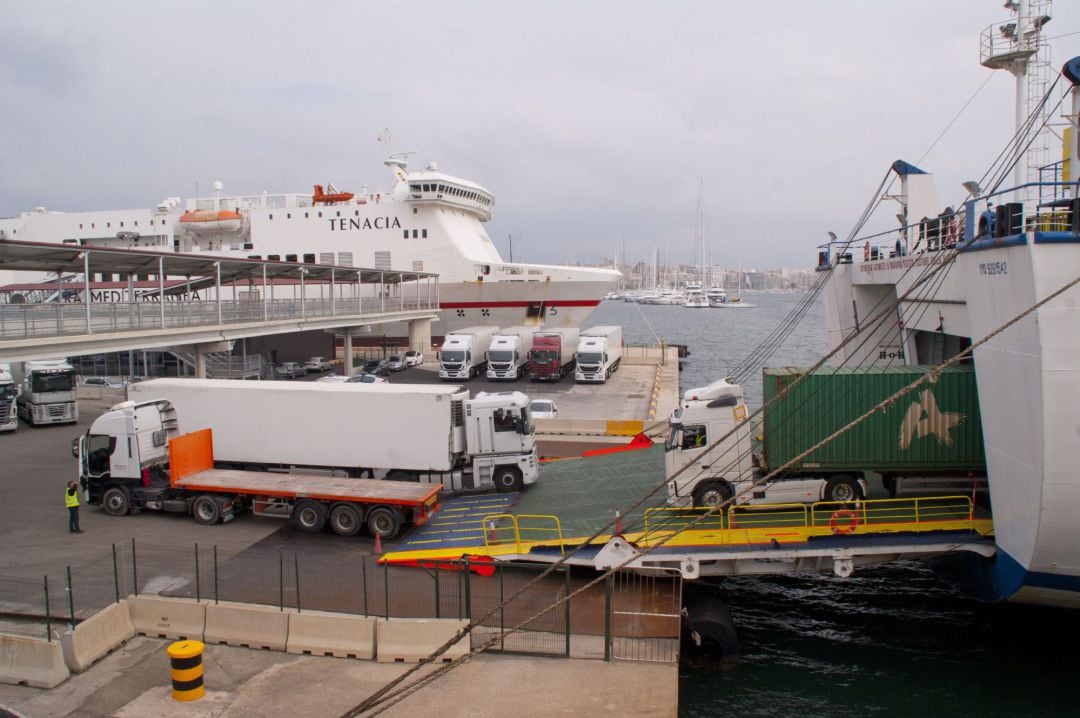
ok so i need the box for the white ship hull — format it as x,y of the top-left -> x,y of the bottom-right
0,156 -> 620,337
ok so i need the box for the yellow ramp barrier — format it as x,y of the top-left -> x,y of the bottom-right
606,420 -> 644,436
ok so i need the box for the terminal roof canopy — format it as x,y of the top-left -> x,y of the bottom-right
0,239 -> 434,285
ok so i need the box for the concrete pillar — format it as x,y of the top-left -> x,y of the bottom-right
343,333 -> 354,376
408,318 -> 432,357
194,345 -> 207,379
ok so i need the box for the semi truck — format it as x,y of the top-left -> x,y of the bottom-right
528,328 -> 580,381
486,326 -> 538,380
574,325 -> 623,383
127,378 -> 539,492
666,365 -> 986,507
439,325 -> 499,380
76,400 -> 441,539
13,359 -> 78,426
0,365 -> 17,433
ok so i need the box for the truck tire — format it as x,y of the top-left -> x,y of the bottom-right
367,506 -> 400,540
192,495 -> 221,525
824,475 -> 863,504
329,503 -> 362,537
102,486 -> 131,516
692,481 -> 733,509
293,500 -> 327,533
493,467 -> 524,492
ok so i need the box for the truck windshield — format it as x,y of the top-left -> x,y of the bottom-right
441,351 -> 465,363
489,351 -> 514,363
0,384 -> 14,400
531,351 -> 557,363
520,408 -> 533,434
31,372 -> 75,393
578,352 -> 603,364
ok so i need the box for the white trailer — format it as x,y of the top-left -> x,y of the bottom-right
0,364 -> 17,433
13,359 -> 78,426
575,325 -> 623,383
486,326 -> 538,380
439,326 -> 500,380
127,378 -> 539,492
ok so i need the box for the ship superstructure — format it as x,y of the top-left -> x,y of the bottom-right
0,155 -> 620,335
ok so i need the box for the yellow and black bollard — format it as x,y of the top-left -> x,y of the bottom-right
167,639 -> 205,702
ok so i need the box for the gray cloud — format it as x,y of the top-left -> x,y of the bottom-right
1,0 -> 1077,269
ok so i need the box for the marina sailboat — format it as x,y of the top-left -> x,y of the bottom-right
684,181 -> 710,308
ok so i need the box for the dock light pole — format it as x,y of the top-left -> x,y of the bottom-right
215,261 -> 223,325
159,257 -> 165,328
81,252 -> 91,334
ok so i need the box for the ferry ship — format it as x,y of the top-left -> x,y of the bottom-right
819,1 -> 1080,607
0,154 -> 620,336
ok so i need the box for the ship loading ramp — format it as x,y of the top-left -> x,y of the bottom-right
383,445 -> 996,579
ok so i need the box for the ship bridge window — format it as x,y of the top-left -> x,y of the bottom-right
286,254 -> 297,263
303,253 -> 315,264
268,255 -> 280,261
410,184 -> 422,192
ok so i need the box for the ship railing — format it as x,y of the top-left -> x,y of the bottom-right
482,513 -> 566,556
638,495 -> 985,548
816,180 -> 1080,270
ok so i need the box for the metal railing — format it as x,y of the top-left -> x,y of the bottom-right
0,295 -> 438,341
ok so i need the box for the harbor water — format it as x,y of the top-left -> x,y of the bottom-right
586,294 -> 1078,717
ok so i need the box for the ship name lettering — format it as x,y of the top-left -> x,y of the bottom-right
978,261 -> 1007,276
330,217 -> 402,231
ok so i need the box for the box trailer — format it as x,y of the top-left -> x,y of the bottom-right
575,325 -> 623,383
487,326 -> 538,380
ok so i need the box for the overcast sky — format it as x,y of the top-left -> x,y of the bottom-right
1,1 -> 1078,269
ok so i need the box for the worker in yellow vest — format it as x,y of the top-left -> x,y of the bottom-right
65,481 -> 82,533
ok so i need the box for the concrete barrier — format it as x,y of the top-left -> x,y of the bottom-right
376,619 -> 469,664
286,611 -> 376,659
0,635 -> 70,688
60,600 -> 135,673
203,601 -> 290,651
127,595 -> 206,641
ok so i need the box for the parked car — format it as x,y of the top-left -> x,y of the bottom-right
275,362 -> 305,379
81,376 -> 125,389
529,399 -> 558,419
362,359 -> 390,377
316,375 -> 349,383
303,356 -> 333,373
404,350 -> 424,367
346,373 -> 387,384
387,355 -> 407,372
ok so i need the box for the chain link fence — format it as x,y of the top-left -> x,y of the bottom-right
0,541 -> 681,663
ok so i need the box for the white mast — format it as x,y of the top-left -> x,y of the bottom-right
980,1 -> 1053,199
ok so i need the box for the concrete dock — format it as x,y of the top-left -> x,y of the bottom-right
0,357 -> 683,717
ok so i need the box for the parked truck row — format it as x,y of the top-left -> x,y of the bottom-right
666,365 -> 986,507
12,359 -> 79,427
0,365 -> 17,433
435,325 -> 626,384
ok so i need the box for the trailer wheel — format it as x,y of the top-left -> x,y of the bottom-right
329,503 -> 362,537
824,476 -> 863,504
367,507 -> 400,540
192,495 -> 221,525
102,486 -> 131,516
293,500 -> 327,533
493,467 -> 524,493
693,481 -> 733,509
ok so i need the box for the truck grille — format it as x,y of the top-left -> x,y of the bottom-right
47,405 -> 68,417
443,363 -> 463,371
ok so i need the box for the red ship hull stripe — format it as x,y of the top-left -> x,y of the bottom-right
439,300 -> 601,309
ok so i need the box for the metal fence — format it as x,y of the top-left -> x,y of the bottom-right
0,541 -> 681,663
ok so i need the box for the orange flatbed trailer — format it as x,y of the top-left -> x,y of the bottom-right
170,429 -> 441,526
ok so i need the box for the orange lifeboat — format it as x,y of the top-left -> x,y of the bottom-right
312,183 -> 355,204
178,209 -> 243,233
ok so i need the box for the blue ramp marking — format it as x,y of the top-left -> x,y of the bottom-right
398,493 -> 519,551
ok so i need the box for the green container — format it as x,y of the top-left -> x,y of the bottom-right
761,365 -> 986,473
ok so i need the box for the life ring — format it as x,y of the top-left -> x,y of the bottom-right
829,509 -> 859,534
863,241 -> 870,261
